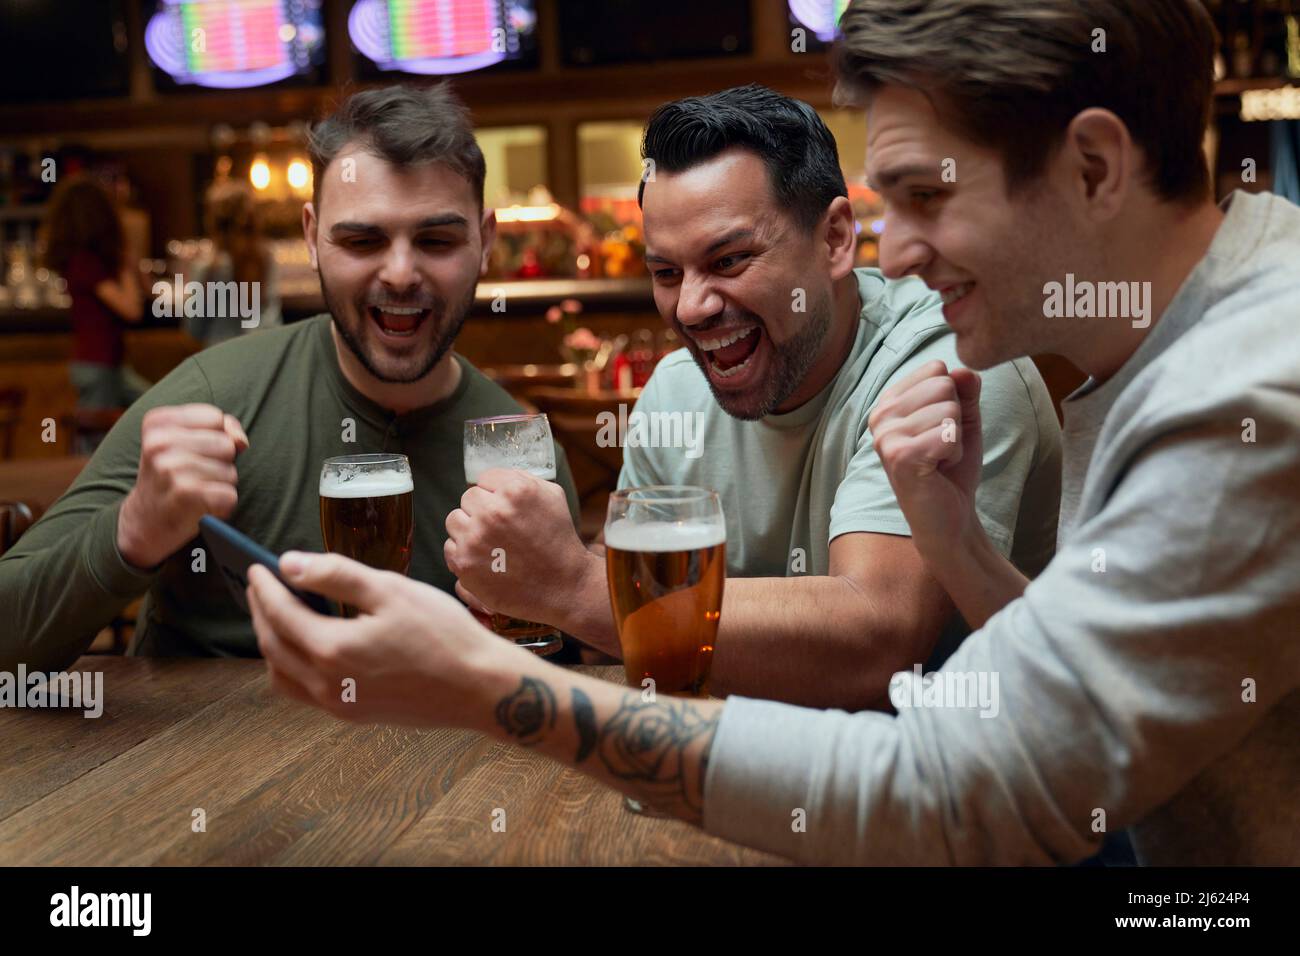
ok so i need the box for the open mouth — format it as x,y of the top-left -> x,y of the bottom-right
940,283 -> 975,307
367,305 -> 431,338
696,326 -> 762,380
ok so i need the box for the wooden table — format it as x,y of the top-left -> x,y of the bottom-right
0,658 -> 787,866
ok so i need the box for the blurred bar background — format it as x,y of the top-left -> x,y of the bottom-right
0,0 -> 1296,457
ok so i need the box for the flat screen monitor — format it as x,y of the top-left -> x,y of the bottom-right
559,0 -> 751,66
145,0 -> 326,90
350,0 -> 537,76
0,1 -> 131,103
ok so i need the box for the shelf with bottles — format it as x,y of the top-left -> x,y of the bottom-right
482,185 -> 651,282
545,295 -> 678,392
0,240 -> 70,312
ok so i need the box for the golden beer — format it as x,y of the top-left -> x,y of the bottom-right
604,504 -> 726,698
319,454 -> 414,616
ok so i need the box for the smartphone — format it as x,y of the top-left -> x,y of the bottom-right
198,515 -> 333,617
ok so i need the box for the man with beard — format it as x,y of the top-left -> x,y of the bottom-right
0,84 -> 577,670
443,86 -> 1062,709
239,0 -> 1298,867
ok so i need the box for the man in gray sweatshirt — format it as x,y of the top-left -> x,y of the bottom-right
243,0 -> 1298,865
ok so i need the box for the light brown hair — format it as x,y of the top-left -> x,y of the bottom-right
834,0 -> 1218,203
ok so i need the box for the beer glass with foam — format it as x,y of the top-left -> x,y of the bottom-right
604,486 -> 726,698
463,413 -> 563,656
319,453 -> 414,616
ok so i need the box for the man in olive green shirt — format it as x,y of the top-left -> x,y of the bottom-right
0,84 -> 577,671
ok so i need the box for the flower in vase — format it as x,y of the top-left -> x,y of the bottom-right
563,327 -> 601,354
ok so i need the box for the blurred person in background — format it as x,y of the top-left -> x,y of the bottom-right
185,179 -> 282,347
41,174 -> 150,410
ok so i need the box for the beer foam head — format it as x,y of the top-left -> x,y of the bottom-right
464,453 -> 556,485
319,468 -> 413,498
604,518 -> 725,552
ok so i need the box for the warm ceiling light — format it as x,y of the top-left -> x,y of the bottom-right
496,203 -> 561,223
250,156 -> 271,191
287,159 -> 310,190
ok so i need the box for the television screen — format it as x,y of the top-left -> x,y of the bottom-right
0,1 -> 131,103
145,0 -> 326,90
350,0 -> 537,76
788,0 -> 848,48
559,0 -> 751,66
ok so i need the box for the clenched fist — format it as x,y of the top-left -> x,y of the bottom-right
868,360 -> 984,555
116,404 -> 249,569
444,467 -> 589,625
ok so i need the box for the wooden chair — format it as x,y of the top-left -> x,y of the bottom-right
0,388 -> 24,460
0,501 -> 34,557
61,407 -> 126,456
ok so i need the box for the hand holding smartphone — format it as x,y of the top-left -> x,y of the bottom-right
199,515 -> 333,617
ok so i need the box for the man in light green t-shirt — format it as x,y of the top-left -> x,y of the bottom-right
620,267 -> 1058,585
444,86 -> 1061,710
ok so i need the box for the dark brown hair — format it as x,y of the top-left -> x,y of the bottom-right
41,175 -> 125,276
833,0 -> 1218,203
307,82 -> 486,209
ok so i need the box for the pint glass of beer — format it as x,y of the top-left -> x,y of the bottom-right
604,486 -> 726,699
319,453 -> 414,616
463,413 -> 563,657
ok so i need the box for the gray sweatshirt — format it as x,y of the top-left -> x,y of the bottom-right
702,190 -> 1300,865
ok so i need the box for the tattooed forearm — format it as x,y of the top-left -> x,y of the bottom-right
572,687 -> 597,762
494,677 -> 556,746
591,693 -> 719,821
492,674 -> 721,826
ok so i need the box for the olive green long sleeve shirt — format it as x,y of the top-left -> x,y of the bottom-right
0,315 -> 578,670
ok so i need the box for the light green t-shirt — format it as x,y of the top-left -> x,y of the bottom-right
618,269 -> 1062,586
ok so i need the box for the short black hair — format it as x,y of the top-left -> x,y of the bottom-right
638,84 -> 848,232
308,82 -> 486,209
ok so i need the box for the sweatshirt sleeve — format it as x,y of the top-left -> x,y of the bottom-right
701,393 -> 1300,864
0,357 -> 214,671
